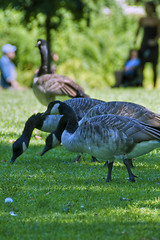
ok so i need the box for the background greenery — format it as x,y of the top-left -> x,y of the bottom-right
0,0 -> 160,88
0,88 -> 160,239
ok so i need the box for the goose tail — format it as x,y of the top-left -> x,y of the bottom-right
75,89 -> 89,98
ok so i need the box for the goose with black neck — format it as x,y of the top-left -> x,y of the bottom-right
41,101 -> 160,182
33,39 -> 89,106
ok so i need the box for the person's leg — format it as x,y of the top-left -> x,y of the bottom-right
140,64 -> 144,87
152,63 -> 157,88
112,71 -> 124,87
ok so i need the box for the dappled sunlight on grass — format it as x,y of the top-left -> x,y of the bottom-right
0,89 -> 160,239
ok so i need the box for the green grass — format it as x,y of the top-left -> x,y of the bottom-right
0,88 -> 160,240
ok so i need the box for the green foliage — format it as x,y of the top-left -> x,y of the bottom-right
0,2 -> 159,88
0,88 -> 160,239
52,6 -> 140,87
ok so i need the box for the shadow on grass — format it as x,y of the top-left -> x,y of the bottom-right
0,141 -> 160,240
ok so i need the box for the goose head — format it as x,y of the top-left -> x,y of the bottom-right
10,136 -> 28,164
10,113 -> 44,164
36,39 -> 48,51
43,101 -> 66,116
41,133 -> 60,156
41,101 -> 79,156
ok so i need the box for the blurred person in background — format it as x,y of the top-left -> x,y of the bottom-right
134,1 -> 160,88
0,44 -> 20,89
113,49 -> 141,87
121,49 -> 141,87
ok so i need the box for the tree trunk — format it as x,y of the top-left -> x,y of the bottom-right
46,14 -> 51,73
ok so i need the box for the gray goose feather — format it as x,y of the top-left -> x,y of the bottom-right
41,101 -> 160,182
33,39 -> 88,106
80,101 -> 160,127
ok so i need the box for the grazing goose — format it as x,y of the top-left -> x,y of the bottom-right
41,101 -> 160,182
44,99 -> 160,166
33,39 -> 89,106
10,98 -> 105,163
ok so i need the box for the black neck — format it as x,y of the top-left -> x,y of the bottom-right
22,113 -> 44,146
37,44 -> 48,76
54,108 -> 79,142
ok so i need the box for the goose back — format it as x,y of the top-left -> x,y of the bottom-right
79,101 -> 160,127
64,98 -> 105,121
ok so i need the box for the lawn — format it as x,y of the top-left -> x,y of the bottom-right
0,87 -> 160,240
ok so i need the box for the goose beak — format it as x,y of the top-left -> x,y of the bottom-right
41,145 -> 50,156
36,40 -> 41,47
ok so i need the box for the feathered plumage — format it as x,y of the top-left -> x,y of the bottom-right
41,101 -> 160,182
33,39 -> 89,106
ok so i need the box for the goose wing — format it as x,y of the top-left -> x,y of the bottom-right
72,114 -> 160,157
53,74 -> 89,98
85,114 -> 160,142
83,101 -> 160,127
35,74 -> 89,98
65,98 -> 105,121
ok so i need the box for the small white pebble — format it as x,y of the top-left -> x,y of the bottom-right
10,211 -> 17,216
5,197 -> 13,203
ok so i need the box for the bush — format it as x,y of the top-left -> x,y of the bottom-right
1,3 -> 156,88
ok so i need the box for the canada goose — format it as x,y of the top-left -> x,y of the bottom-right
44,99 -> 160,166
41,101 -> 160,182
10,98 -> 105,163
33,39 -> 89,106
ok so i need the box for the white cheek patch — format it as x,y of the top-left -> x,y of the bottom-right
22,142 -> 27,152
51,103 -> 60,115
52,134 -> 61,148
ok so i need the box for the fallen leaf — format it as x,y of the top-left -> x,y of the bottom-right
35,135 -> 42,140
10,211 -> 17,216
45,192 -> 51,195
33,110 -> 38,114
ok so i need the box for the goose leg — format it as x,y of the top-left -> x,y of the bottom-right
128,159 -> 134,168
91,156 -> 99,162
123,159 -> 137,182
103,161 -> 108,167
106,161 -> 113,182
74,154 -> 82,163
